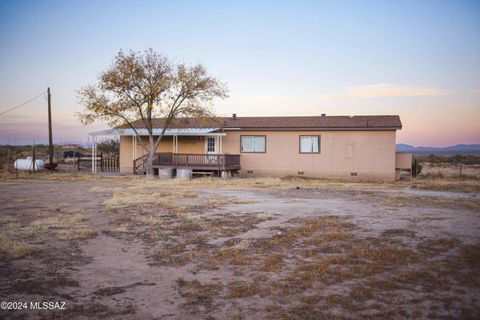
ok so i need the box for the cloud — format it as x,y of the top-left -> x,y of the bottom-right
469,89 -> 480,95
320,84 -> 449,99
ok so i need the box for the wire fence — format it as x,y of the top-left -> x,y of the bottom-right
0,144 -> 119,174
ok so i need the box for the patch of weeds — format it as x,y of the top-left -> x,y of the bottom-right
349,285 -> 375,302
88,186 -> 114,193
215,247 -> 251,265
137,215 -> 163,226
176,278 -> 221,313
417,237 -> 461,254
382,228 -> 416,238
103,191 -> 175,209
23,209 -> 97,241
102,187 -> 197,210
227,281 -> 260,298
0,215 -> 21,230
261,254 -> 284,271
4,267 -> 80,296
0,233 -> 33,259
93,281 -> 156,296
149,243 -> 194,267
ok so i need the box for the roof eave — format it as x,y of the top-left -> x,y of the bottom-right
223,126 -> 402,131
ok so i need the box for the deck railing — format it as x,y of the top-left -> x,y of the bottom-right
134,153 -> 240,174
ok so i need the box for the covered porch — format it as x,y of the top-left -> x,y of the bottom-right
89,127 -> 240,175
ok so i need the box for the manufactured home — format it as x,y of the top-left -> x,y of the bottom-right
90,115 -> 411,181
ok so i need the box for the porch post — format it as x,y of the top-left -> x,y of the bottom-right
95,136 -> 98,174
92,136 -> 97,174
133,135 -> 137,160
173,135 -> 177,153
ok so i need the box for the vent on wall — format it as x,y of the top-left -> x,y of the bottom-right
247,170 -> 254,174
350,172 -> 358,176
297,171 -> 304,175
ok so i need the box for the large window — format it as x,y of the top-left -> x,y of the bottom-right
299,135 -> 320,153
240,135 -> 266,153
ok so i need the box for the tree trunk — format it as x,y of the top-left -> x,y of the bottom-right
146,148 -> 156,177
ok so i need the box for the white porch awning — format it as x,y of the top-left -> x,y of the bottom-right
89,128 -> 225,136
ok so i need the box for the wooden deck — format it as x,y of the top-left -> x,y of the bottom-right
134,153 -> 240,174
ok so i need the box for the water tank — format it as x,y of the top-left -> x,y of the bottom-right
176,168 -> 192,180
14,157 -> 45,171
158,168 -> 174,180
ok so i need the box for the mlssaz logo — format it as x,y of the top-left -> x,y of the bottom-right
30,302 -> 66,310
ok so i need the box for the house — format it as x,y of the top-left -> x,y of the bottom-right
89,115 -> 411,181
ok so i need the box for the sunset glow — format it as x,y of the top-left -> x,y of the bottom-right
0,0 -> 479,146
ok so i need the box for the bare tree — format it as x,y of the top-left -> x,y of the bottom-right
77,49 -> 228,176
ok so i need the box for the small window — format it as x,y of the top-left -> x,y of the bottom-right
299,136 -> 320,153
241,136 -> 266,153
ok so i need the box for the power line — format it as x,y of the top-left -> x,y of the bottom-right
0,91 -> 46,116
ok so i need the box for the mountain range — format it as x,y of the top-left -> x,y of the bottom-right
396,144 -> 480,154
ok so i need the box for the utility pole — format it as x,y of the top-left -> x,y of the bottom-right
47,87 -> 54,165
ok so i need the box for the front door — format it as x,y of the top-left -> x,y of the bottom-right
206,137 -> 217,154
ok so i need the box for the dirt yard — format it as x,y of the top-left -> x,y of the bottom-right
0,174 -> 479,319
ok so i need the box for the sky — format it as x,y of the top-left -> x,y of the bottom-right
0,0 -> 479,146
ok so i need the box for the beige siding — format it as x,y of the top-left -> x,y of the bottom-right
119,130 -> 397,181
119,136 -> 206,173
223,130 -> 397,181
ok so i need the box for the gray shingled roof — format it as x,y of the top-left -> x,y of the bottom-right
123,115 -> 402,130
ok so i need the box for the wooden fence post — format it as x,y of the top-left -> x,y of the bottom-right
32,141 -> 36,174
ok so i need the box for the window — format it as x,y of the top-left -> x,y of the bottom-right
299,136 -> 320,153
207,137 -> 215,152
241,135 -> 266,153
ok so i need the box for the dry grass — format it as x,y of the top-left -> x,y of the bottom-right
227,281 -> 260,298
4,169 -> 479,195
102,191 -> 182,209
0,233 -> 33,259
367,191 -> 480,211
101,182 -> 256,216
176,278 -> 221,313
89,186 -> 114,193
23,209 -> 97,241
261,253 -> 284,271
381,228 -> 416,238
412,178 -> 480,193
136,215 -> 163,225
0,216 -> 32,259
417,237 -> 461,254
0,215 -> 21,231
139,200 -> 480,318
2,175 -> 478,318
149,245 -> 195,267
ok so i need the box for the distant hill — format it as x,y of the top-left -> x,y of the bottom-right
396,144 -> 480,154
